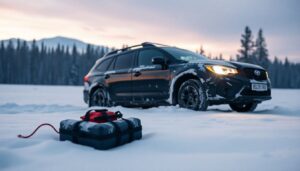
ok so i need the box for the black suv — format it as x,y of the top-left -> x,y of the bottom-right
83,42 -> 271,112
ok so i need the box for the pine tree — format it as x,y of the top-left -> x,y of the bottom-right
218,53 -> 223,60
20,41 -> 29,84
30,39 -> 39,84
0,41 -> 4,82
39,42 -> 46,84
14,39 -> 22,83
5,40 -> 14,83
200,46 -> 205,55
254,29 -> 269,69
99,47 -> 106,58
283,57 -> 291,88
199,45 -> 205,55
237,26 -> 254,63
69,44 -> 79,85
269,57 -> 279,87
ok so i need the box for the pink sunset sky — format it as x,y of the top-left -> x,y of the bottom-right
0,0 -> 299,61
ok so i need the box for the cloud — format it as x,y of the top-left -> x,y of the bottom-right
0,0 -> 299,61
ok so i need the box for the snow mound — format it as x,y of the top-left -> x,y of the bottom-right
0,85 -> 300,171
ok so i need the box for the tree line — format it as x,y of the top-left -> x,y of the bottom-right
0,28 -> 299,88
198,26 -> 300,88
0,40 -> 110,85
236,26 -> 300,88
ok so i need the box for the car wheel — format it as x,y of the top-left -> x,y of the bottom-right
177,79 -> 208,111
229,102 -> 258,112
89,88 -> 109,107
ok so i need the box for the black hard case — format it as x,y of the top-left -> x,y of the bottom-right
59,118 -> 142,150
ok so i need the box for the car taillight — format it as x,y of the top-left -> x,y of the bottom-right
84,74 -> 90,82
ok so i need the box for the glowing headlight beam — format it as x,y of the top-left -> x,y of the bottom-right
205,65 -> 238,75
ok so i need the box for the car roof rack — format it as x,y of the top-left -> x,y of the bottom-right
104,42 -> 169,56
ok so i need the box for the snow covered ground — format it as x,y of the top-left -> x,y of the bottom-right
0,84 -> 300,171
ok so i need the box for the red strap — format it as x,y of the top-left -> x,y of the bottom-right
17,123 -> 59,139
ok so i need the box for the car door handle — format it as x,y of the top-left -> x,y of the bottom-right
134,71 -> 141,77
104,74 -> 110,79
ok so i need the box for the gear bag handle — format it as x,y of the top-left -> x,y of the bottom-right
84,109 -> 108,121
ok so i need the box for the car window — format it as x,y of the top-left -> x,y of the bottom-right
162,47 -> 206,62
114,52 -> 135,70
138,49 -> 165,67
95,58 -> 113,72
107,57 -> 115,71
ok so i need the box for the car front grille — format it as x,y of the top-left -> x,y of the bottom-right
239,68 -> 267,81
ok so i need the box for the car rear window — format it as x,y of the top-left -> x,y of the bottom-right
95,58 -> 113,72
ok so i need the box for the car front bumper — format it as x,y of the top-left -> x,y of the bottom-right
206,74 -> 271,105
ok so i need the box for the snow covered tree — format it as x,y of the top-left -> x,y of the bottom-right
254,29 -> 270,69
237,26 -> 254,63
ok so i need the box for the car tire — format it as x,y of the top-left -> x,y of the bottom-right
177,79 -> 208,111
229,102 -> 258,112
89,87 -> 110,107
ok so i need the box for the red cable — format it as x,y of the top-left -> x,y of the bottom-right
17,123 -> 59,138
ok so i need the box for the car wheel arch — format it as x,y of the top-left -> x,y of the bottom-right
89,83 -> 106,99
89,83 -> 113,106
172,73 -> 203,105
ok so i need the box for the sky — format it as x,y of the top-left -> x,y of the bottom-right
0,0 -> 299,61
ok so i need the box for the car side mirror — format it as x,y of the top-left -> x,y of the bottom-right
152,57 -> 165,65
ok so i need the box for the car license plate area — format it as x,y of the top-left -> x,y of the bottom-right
251,83 -> 267,91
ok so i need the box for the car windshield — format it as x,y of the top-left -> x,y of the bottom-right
162,47 -> 207,62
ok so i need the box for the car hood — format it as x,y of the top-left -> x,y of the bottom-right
193,60 -> 265,70
228,61 -> 265,70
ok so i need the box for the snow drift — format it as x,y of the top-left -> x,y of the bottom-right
0,85 -> 300,171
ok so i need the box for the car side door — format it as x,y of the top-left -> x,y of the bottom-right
104,51 -> 136,103
131,48 -> 170,103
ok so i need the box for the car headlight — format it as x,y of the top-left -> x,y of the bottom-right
205,65 -> 238,75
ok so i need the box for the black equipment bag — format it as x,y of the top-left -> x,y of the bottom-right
59,117 -> 142,150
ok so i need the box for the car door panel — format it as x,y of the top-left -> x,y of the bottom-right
132,67 -> 169,101
131,49 -> 171,103
103,51 -> 136,103
105,69 -> 132,102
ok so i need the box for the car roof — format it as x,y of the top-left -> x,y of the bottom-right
103,42 -> 170,58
